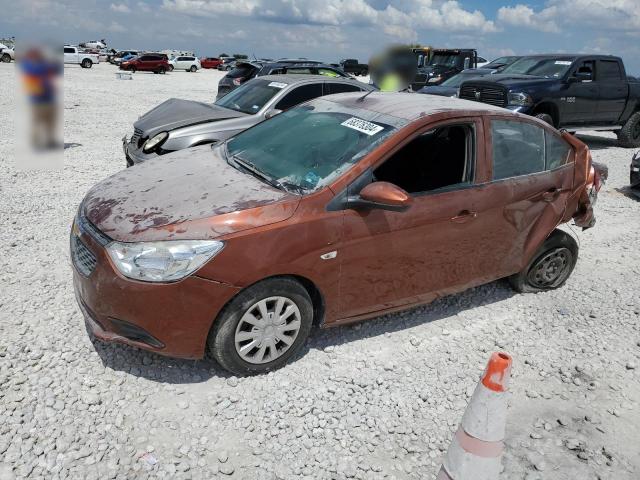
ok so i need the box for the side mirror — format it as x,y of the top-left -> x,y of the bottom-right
349,182 -> 413,212
265,109 -> 282,119
569,71 -> 592,83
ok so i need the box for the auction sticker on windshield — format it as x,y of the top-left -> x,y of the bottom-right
341,117 -> 384,136
555,61 -> 572,65
268,82 -> 287,89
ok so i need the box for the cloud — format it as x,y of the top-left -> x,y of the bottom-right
108,21 -> 126,32
498,0 -> 640,33
161,0 -> 498,38
110,2 -> 130,13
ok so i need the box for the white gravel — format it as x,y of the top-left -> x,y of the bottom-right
1,62 -> 639,480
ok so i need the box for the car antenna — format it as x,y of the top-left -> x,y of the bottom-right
357,89 -> 375,102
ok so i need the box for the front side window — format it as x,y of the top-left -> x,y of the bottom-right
491,120 -> 545,180
225,99 -> 404,191
275,83 -> 323,110
64,47 -> 74,54
374,124 -> 474,194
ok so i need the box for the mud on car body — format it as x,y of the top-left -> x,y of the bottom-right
123,74 -> 373,166
76,93 -> 603,376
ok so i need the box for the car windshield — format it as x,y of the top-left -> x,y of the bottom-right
225,98 -> 405,192
501,57 -> 576,78
214,79 -> 287,114
428,54 -> 460,67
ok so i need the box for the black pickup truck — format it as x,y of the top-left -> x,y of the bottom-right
459,54 -> 640,147
411,49 -> 483,90
339,59 -> 368,76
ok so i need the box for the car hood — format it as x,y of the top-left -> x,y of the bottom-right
418,85 -> 459,96
466,74 -> 556,89
82,146 -> 300,242
134,98 -> 247,138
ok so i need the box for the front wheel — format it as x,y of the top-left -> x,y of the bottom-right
130,66 -> 136,73
208,278 -> 313,375
81,59 -> 92,69
508,230 -> 578,293
534,112 -> 554,126
617,112 -> 640,148
1,53 -> 11,63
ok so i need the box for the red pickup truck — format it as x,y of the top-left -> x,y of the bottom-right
120,54 -> 170,74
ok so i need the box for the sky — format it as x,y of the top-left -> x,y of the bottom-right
2,0 -> 640,75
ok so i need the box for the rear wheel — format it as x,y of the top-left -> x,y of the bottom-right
81,59 -> 92,69
617,112 -> 640,148
508,230 -> 578,293
1,53 -> 11,63
208,278 -> 313,376
190,65 -> 197,72
534,112 -> 554,126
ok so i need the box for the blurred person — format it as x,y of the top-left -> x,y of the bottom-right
19,46 -> 61,150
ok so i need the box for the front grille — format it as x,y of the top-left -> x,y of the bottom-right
131,127 -> 144,148
460,85 -> 507,107
71,234 -> 97,276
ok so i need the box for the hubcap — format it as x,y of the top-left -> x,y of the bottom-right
234,296 -> 301,364
528,247 -> 573,288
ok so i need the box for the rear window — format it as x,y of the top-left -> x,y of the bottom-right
228,65 -> 258,78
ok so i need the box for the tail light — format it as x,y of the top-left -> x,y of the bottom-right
232,77 -> 243,86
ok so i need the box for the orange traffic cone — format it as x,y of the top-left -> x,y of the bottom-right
436,352 -> 513,480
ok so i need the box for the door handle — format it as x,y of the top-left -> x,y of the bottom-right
541,188 -> 560,202
451,210 -> 478,223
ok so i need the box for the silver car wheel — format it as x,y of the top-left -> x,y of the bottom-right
234,296 -> 302,364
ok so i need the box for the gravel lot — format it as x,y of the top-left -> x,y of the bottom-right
1,62 -> 639,480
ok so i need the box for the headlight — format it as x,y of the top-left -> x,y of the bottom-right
507,92 -> 533,107
106,240 -> 224,282
428,76 -> 442,83
143,132 -> 169,153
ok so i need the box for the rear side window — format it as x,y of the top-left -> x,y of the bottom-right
598,60 -> 622,81
491,120 -> 545,180
275,84 -> 323,110
325,83 -> 362,94
545,131 -> 571,170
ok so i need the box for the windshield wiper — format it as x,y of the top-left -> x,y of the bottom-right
229,153 -> 305,194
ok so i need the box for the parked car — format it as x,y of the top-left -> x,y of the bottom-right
123,74 -> 374,166
631,150 -> 640,197
217,60 -> 351,98
75,92 -> 604,375
458,54 -> 640,147
120,54 -> 170,74
201,57 -> 223,69
217,57 -> 236,71
111,50 -> 138,65
340,59 -> 368,76
0,43 -> 15,63
411,49 -> 482,90
419,69 -> 498,97
63,46 -> 99,68
169,56 -> 201,72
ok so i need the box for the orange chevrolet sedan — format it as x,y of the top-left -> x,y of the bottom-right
72,92 -> 603,375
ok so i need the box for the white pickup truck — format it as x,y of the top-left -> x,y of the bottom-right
64,46 -> 99,68
0,43 -> 15,63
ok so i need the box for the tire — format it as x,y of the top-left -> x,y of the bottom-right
617,111 -> 640,148
130,67 -> 136,74
190,65 -> 197,72
362,69 -> 368,76
534,112 -> 554,126
1,53 -> 11,63
508,230 -> 578,293
81,59 -> 92,69
208,277 -> 313,376
158,67 -> 166,74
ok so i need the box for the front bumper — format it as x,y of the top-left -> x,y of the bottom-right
71,216 -> 240,359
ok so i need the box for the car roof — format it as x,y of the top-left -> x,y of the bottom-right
320,91 -> 506,121
256,74 -> 372,87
